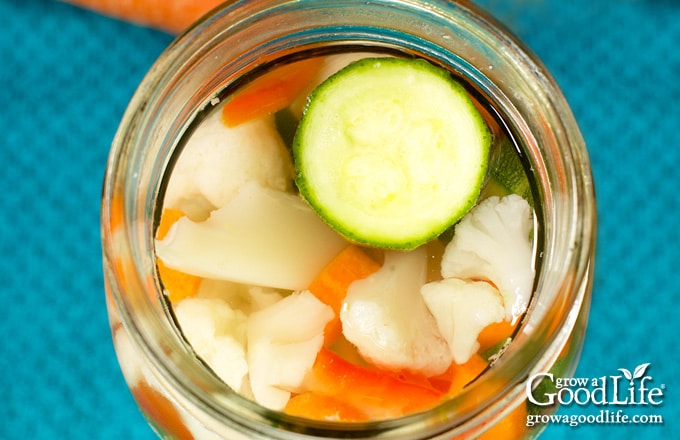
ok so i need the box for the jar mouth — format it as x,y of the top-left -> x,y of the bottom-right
101,0 -> 596,437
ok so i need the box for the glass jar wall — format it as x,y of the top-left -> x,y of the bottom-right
101,1 -> 596,438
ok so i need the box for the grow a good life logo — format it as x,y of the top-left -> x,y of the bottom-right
525,363 -> 666,428
528,362 -> 664,406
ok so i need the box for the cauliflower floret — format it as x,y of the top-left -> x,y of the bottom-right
195,278 -> 284,314
155,183 -> 347,291
113,326 -> 144,387
441,194 -> 534,322
194,278 -> 250,309
174,297 -> 249,393
340,247 -> 452,376
247,290 -> 333,410
247,286 -> 287,313
163,110 -> 295,216
421,278 -> 505,364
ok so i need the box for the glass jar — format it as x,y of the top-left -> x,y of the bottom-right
100,0 -> 596,438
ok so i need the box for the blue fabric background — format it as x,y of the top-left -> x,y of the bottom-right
1,0 -> 677,438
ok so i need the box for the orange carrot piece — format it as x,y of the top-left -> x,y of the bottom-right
132,381 -> 194,440
156,208 -> 185,239
448,354 -> 488,396
304,349 -> 445,420
477,320 -> 517,353
106,190 -> 125,232
64,0 -> 224,34
284,392 -> 369,422
429,353 -> 488,397
307,245 -> 381,346
157,260 -> 202,303
156,209 -> 202,303
221,58 -> 323,127
477,403 -> 529,440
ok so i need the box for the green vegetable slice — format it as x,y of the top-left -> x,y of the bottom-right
481,136 -> 534,206
293,57 -> 491,249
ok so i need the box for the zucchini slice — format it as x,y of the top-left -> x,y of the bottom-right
294,57 -> 490,249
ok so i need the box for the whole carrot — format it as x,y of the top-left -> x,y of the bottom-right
64,0 -> 225,34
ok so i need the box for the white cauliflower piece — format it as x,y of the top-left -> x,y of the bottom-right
421,278 -> 505,364
155,183 -> 347,291
340,247 -> 452,376
174,297 -> 249,393
163,110 -> 295,215
247,290 -> 333,410
247,286 -> 287,313
194,278 -> 251,309
113,326 -> 144,387
441,194 -> 534,323
195,279 -> 284,314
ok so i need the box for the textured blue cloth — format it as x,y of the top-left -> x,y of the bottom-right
1,0 -> 677,438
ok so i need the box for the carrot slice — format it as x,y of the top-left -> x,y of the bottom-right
428,353 -> 488,397
307,245 -> 381,346
477,320 -> 517,353
156,208 -> 183,239
284,392 -> 369,422
106,190 -> 125,232
221,58 -> 323,127
65,0 -> 224,34
157,260 -> 201,303
448,354 -> 488,396
132,381 -> 194,440
477,403 -> 528,440
304,349 -> 445,420
156,209 -> 202,303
